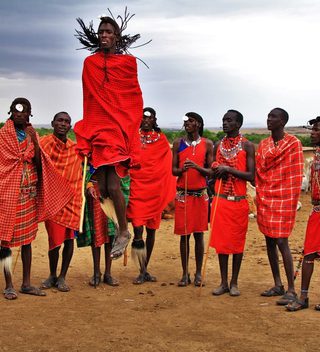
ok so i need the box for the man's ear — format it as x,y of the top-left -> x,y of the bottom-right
51,121 -> 54,128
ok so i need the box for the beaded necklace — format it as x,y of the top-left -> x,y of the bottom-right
140,129 -> 160,148
217,134 -> 244,195
311,147 -> 320,201
220,134 -> 243,160
184,136 -> 201,155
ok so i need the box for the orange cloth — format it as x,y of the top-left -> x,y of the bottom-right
174,138 -> 208,235
40,134 -> 82,230
74,53 -> 143,177
210,148 -> 248,254
304,211 -> 320,256
127,132 -> 176,228
0,120 -> 74,246
256,134 -> 303,238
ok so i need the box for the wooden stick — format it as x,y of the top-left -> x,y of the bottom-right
79,156 -> 88,233
123,248 -> 128,266
294,249 -> 304,280
199,178 -> 222,297
13,247 -> 20,274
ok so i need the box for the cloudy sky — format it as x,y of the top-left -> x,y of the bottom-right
0,0 -> 319,128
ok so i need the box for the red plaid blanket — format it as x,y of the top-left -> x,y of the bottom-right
256,133 -> 303,238
0,120 -> 74,242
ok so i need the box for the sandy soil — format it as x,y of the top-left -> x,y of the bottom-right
0,192 -> 318,352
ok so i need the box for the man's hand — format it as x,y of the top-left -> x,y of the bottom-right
183,158 -> 199,171
25,124 -> 38,144
87,186 -> 98,200
212,165 -> 230,179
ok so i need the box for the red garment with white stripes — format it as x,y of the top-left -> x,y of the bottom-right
256,133 -> 303,238
40,134 -> 82,230
0,120 -> 74,245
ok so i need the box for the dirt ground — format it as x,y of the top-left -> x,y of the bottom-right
0,192 -> 318,352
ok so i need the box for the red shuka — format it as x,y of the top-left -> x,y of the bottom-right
74,53 -> 143,177
210,148 -> 249,254
40,134 -> 82,231
0,120 -> 74,246
127,132 -> 176,227
174,138 -> 208,235
256,134 -> 303,238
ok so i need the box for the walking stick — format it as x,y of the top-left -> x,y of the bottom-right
123,248 -> 128,266
294,249 -> 304,280
79,156 -> 88,233
199,178 -> 222,297
12,247 -> 20,274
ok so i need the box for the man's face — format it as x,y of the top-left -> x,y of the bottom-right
311,122 -> 320,146
222,112 -> 240,134
140,113 -> 156,131
184,116 -> 200,133
11,103 -> 30,128
52,113 -> 71,138
98,22 -> 117,52
267,109 -> 284,131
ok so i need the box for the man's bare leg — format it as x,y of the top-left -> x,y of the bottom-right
277,238 -> 295,294
178,234 -> 190,286
96,165 -> 130,258
265,236 -> 282,287
194,232 -> 204,285
145,228 -> 156,282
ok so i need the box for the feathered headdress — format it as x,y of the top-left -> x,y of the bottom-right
75,7 -> 151,65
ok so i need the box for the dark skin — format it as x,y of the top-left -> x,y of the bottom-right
4,104 -> 45,298
172,116 -> 214,285
262,108 -> 296,297
286,121 -> 320,310
211,111 -> 255,291
87,182 -> 118,286
41,113 -> 74,291
94,21 -> 130,259
132,113 -> 158,284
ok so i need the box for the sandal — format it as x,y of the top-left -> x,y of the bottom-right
20,286 -> 46,296
178,274 -> 191,287
133,273 -> 145,285
314,304 -> 320,311
261,285 -> 285,297
41,276 -> 57,289
286,298 -> 309,311
3,287 -> 17,300
276,292 -> 297,306
55,277 -> 70,292
144,272 -> 157,282
89,273 -> 102,287
110,231 -> 131,260
103,274 -> 119,286
230,285 -> 241,296
212,285 -> 229,296
194,274 -> 205,287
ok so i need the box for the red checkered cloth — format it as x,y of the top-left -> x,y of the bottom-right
90,183 -> 111,247
0,120 -> 74,245
74,53 -> 143,177
40,134 -> 82,230
127,133 -> 176,227
256,133 -> 303,238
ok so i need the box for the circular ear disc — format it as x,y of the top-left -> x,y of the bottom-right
144,111 -> 152,117
15,104 -> 24,112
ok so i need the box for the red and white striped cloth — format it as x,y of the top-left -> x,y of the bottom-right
256,133 -> 303,238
